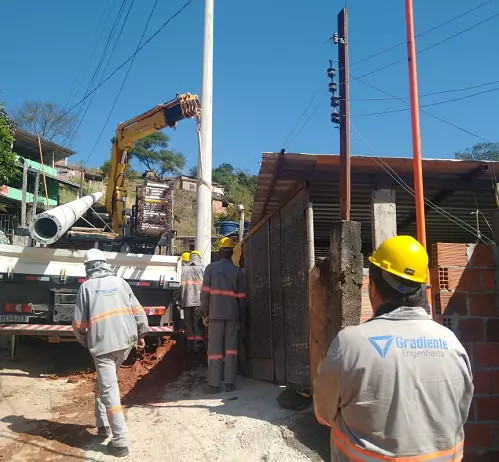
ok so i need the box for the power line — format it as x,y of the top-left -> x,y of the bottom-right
347,10 -> 499,86
353,75 -> 491,142
283,2 -> 496,149
62,0 -> 118,112
62,0 -> 128,146
60,0 -> 195,123
347,79 -> 499,101
351,85 -> 499,116
83,0 -> 160,166
342,1 -> 494,71
350,122 -> 495,244
65,0 -> 136,147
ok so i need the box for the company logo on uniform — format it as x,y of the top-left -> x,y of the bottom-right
368,336 -> 395,358
368,335 -> 449,358
95,288 -> 117,297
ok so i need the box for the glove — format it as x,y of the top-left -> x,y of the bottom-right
202,316 -> 209,327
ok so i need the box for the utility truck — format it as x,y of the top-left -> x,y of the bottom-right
0,93 -> 201,355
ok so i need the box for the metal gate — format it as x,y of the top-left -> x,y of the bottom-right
243,189 -> 309,387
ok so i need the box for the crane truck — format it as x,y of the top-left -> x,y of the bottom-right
0,93 -> 201,356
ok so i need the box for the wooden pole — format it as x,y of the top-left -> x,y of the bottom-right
37,134 -> 50,209
338,7 -> 351,221
404,0 -> 432,314
20,159 -> 28,228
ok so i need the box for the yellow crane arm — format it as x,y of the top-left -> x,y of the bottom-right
105,93 -> 200,235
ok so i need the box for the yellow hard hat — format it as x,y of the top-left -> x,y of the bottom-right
369,235 -> 428,284
191,250 -> 201,257
219,237 -> 235,249
181,251 -> 191,262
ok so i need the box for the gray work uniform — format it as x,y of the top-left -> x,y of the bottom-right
180,255 -> 205,349
73,263 -> 149,448
200,258 -> 246,387
313,305 -> 474,462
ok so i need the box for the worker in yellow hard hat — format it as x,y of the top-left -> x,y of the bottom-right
200,236 -> 245,393
314,235 -> 473,462
180,250 -> 206,353
180,251 -> 191,266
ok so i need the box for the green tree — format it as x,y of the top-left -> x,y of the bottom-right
129,132 -> 185,179
99,160 -> 138,179
13,100 -> 76,142
454,142 -> 499,161
0,101 -> 18,186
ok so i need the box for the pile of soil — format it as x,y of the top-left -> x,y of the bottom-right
63,337 -> 205,406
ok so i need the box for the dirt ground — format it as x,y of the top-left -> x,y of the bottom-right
0,336 -> 329,462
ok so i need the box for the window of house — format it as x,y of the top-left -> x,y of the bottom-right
190,184 -> 195,190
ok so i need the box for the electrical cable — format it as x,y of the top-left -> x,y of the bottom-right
283,3 -> 497,149
62,0 -> 128,146
62,0 -> 118,112
61,0 -> 195,121
351,85 -> 499,116
83,0 -> 160,166
65,0 -> 136,148
348,79 -> 499,101
345,0 -> 494,70
352,75 -> 492,142
350,122 -> 495,244
346,10 -> 499,87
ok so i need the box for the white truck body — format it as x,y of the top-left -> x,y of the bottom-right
0,245 -> 182,337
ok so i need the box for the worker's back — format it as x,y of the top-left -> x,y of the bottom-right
75,274 -> 146,357
181,257 -> 205,307
201,259 -> 244,320
318,306 -> 473,461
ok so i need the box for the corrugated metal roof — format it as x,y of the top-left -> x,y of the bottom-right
14,129 -> 76,164
251,152 -> 498,256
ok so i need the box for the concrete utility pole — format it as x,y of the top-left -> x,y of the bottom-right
337,8 -> 351,221
196,0 -> 214,265
238,204 -> 245,242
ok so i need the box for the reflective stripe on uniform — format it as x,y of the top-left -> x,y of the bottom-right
208,354 -> 223,360
73,307 -> 138,331
106,405 -> 123,416
182,280 -> 203,286
201,286 -> 246,298
331,424 -> 464,462
226,349 -> 238,355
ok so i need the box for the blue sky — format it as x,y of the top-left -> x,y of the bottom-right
1,0 -> 498,174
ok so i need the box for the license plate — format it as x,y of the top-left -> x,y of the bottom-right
0,314 -> 29,323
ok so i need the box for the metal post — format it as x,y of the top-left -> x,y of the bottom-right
21,159 -> 29,228
338,7 -> 351,221
307,202 -> 315,270
404,0 -> 432,315
238,204 -> 245,242
195,0 -> 214,266
31,172 -> 40,223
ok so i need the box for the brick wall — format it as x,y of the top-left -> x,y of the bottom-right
361,275 -> 372,323
431,242 -> 499,461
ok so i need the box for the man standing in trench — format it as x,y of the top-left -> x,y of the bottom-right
314,235 -> 473,462
201,237 -> 246,393
73,248 -> 149,458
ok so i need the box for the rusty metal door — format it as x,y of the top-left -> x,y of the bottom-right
280,189 -> 309,386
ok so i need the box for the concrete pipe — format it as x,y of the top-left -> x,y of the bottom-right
29,192 -> 104,245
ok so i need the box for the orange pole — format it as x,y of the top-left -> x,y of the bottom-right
404,0 -> 432,316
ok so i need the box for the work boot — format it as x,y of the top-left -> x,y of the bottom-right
225,383 -> 236,392
97,426 -> 110,437
107,442 -> 129,458
204,385 -> 221,394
